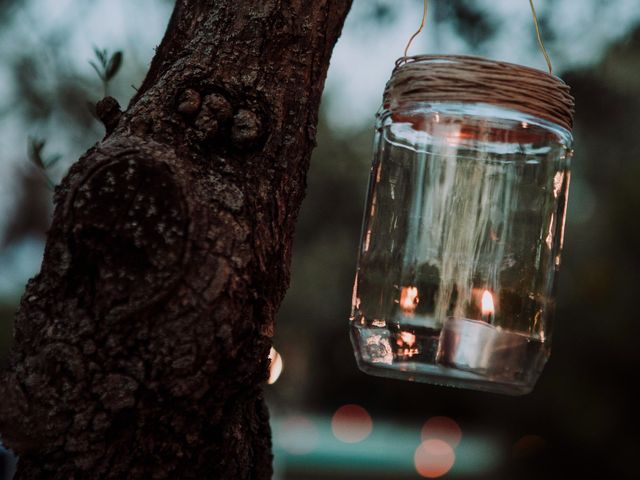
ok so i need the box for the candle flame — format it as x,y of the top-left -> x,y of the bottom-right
481,290 -> 495,316
399,286 -> 419,314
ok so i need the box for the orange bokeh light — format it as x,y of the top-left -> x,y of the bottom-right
399,286 -> 419,314
400,331 -> 417,346
414,439 -> 455,478
421,416 -> 462,448
331,404 -> 373,444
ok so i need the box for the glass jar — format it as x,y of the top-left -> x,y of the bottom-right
350,56 -> 575,395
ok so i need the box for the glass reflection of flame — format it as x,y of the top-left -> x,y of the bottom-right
399,286 -> 419,314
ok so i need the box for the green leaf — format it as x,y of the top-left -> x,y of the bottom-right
105,51 -> 123,81
26,137 -> 58,190
93,47 -> 108,68
27,137 -> 46,169
89,60 -> 105,81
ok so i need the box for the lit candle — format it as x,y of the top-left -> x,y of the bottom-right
437,290 -> 528,374
481,289 -> 495,323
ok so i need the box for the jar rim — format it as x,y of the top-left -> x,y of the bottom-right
377,101 -> 574,148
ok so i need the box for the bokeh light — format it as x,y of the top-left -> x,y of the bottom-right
278,415 -> 319,455
331,404 -> 373,443
421,416 -> 462,448
268,347 -> 283,384
414,439 -> 456,478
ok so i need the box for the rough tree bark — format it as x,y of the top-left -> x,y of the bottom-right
0,0 -> 352,478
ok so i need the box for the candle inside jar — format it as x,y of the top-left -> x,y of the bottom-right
438,289 -> 529,374
348,55 -> 573,395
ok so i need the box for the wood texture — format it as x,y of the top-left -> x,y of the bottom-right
0,0 -> 352,478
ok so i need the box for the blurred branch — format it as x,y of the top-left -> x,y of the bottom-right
27,137 -> 60,190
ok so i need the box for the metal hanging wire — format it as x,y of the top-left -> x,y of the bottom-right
528,0 -> 553,74
403,0 -> 428,58
402,0 -> 554,75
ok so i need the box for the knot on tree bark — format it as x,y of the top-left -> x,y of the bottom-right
231,109 -> 263,149
177,89 -> 201,116
184,91 -> 264,150
66,153 -> 189,320
96,96 -> 122,134
193,93 -> 233,140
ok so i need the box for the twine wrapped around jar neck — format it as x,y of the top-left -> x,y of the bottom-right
385,55 -> 575,132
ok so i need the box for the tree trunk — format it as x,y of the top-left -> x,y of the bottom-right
0,1 -> 352,478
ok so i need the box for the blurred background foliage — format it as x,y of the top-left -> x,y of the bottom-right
1,1 -> 640,479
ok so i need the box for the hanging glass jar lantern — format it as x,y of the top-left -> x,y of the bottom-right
349,55 -> 575,395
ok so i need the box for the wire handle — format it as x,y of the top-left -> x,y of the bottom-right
403,0 -> 428,58
403,0 -> 554,75
529,0 -> 553,74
